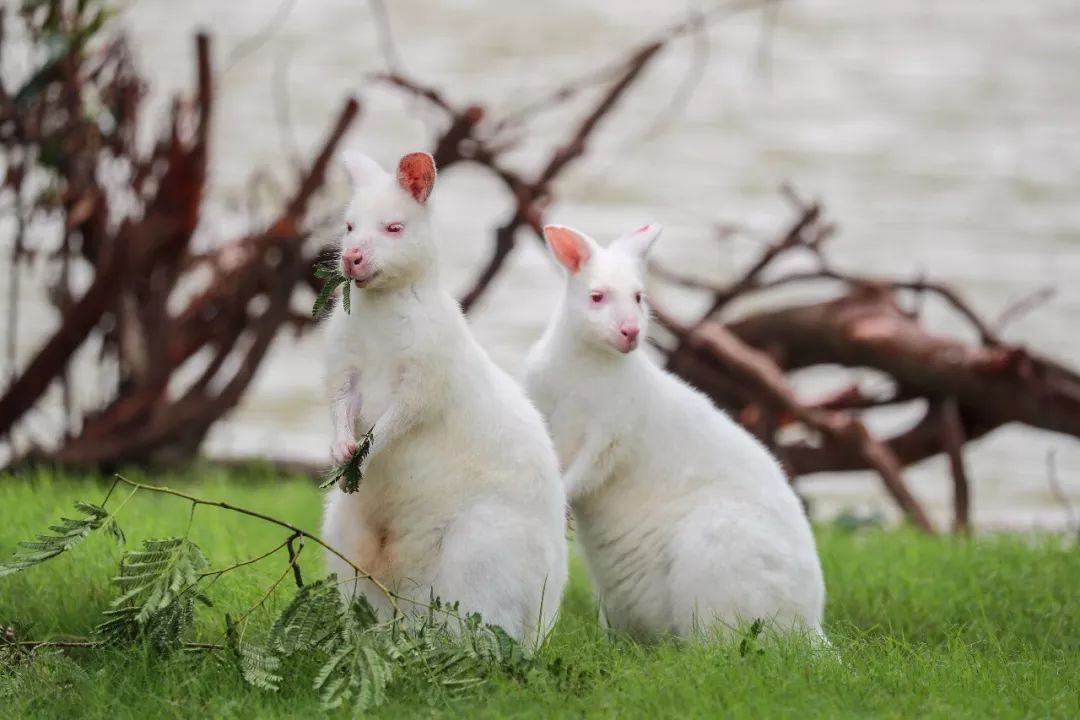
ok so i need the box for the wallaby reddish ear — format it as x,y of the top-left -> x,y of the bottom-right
396,152 -> 437,204
543,225 -> 594,274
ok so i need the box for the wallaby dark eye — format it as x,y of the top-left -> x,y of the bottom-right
635,291 -> 643,304
346,222 -> 353,233
590,291 -> 605,304
385,222 -> 404,235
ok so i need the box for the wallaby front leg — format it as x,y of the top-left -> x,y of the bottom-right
362,363 -> 426,469
562,433 -> 616,500
330,369 -> 362,464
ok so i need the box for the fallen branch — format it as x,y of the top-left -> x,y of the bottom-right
940,398 -> 971,534
659,310 -> 934,532
652,195 -> 1080,528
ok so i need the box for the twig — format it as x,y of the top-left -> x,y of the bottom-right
459,214 -> 526,313
283,98 -> 360,220
227,542 -> 305,632
287,534 -> 305,588
6,171 -> 23,382
895,278 -> 999,346
199,533 -> 297,579
196,33 -> 213,149
701,203 -> 823,317
14,640 -> 101,649
221,0 -> 297,73
376,73 -> 455,114
111,475 -> 406,614
649,262 -> 723,292
993,287 -> 1056,334
458,37 -> 667,311
627,8 -> 710,142
690,256 -> 1003,349
536,40 -> 665,189
940,398 -> 971,534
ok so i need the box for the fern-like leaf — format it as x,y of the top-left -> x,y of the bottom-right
0,502 -> 118,577
313,633 -> 395,712
312,260 -> 350,318
226,613 -> 283,691
96,537 -> 210,649
356,643 -> 393,708
347,594 -> 381,631
105,519 -> 126,545
314,644 -> 352,708
319,428 -> 374,493
268,576 -> 342,654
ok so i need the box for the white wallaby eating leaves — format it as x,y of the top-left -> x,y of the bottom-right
321,150 -> 568,648
524,222 -> 827,642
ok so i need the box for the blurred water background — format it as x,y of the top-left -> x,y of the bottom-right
3,0 -> 1078,530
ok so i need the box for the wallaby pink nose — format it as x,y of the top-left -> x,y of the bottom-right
341,247 -> 365,276
620,324 -> 640,342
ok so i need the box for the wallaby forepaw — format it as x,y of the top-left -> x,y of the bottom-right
331,439 -> 359,465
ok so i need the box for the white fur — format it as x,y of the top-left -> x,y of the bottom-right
322,151 -> 567,648
524,223 -> 826,642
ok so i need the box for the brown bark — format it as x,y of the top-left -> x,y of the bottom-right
654,198 -> 1080,530
666,316 -> 935,532
723,288 -> 1080,439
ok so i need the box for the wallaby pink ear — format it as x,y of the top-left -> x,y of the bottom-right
543,225 -> 593,274
613,222 -> 662,259
396,152 -> 437,204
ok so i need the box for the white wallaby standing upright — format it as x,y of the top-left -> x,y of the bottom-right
524,222 -> 827,642
321,150 -> 567,648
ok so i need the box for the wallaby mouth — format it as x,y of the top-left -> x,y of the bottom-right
353,271 -> 381,288
612,336 -> 638,353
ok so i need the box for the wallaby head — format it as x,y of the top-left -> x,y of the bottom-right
543,223 -> 662,354
338,150 -> 438,292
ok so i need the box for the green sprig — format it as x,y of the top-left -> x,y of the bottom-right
312,259 -> 351,319
0,502 -> 120,577
321,429 -> 375,494
0,475 -> 545,714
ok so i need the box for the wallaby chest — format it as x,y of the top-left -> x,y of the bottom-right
338,302 -> 423,429
532,376 -> 594,469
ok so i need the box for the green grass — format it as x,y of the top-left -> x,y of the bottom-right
1,466 -> 1078,719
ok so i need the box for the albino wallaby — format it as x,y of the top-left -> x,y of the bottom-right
524,222 -> 826,642
321,150 -> 567,647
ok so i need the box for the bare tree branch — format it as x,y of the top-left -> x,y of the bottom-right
940,398 -> 971,534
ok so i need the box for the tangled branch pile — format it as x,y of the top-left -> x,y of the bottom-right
648,193 -> 1080,533
1,2 -> 1077,531
0,0 -> 357,465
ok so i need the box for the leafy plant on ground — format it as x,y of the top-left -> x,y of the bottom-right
738,618 -> 767,658
96,537 -> 212,650
0,476 -> 537,713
